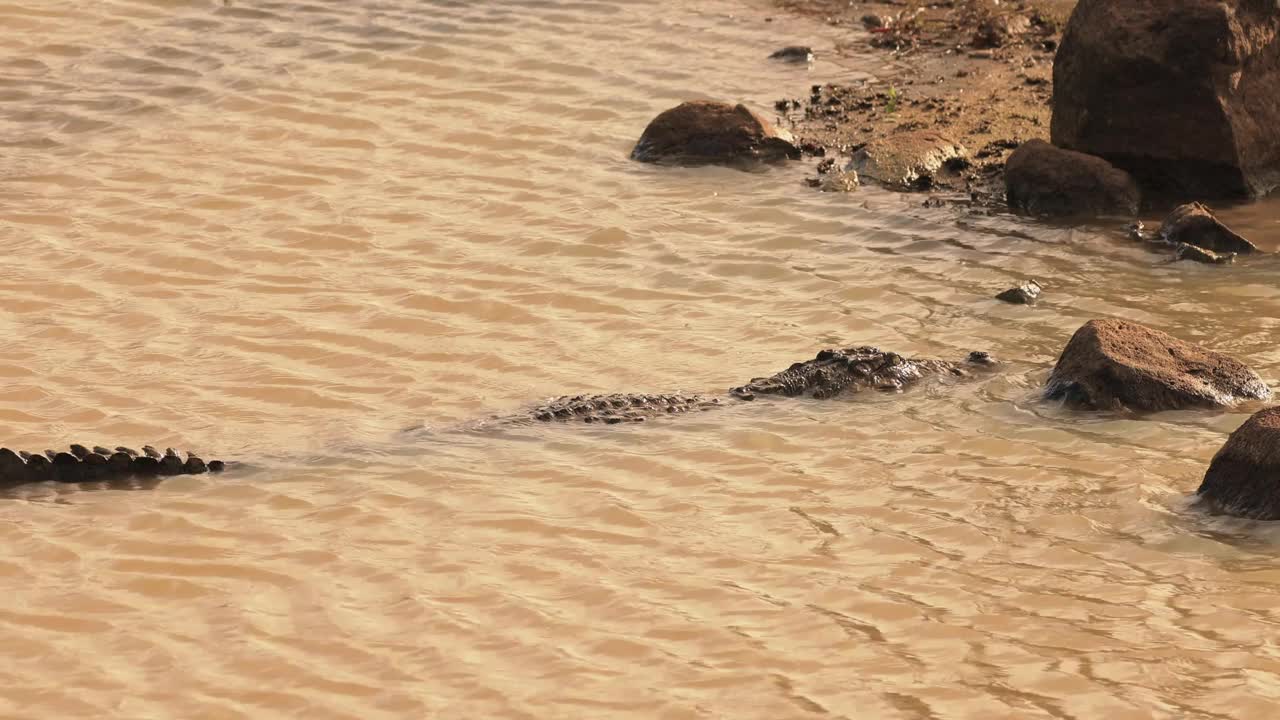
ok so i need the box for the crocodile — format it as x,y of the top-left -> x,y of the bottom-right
502,345 -> 996,425
0,346 -> 993,488
0,444 -> 223,487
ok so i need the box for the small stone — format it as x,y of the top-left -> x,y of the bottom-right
769,46 -> 814,63
995,280 -> 1043,304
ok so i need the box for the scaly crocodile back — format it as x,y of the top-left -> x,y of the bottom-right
524,393 -> 723,424
0,445 -> 224,486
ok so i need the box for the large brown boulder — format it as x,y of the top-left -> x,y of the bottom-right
1052,1 -> 1280,200
630,101 -> 799,166
1005,140 -> 1141,217
1197,407 -> 1280,520
1044,319 -> 1271,411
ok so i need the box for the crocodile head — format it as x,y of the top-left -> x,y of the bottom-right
728,346 -> 995,401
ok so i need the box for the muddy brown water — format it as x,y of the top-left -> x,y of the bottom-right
2,1 -> 1280,718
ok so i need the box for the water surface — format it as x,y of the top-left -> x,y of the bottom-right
1,1 -> 1279,717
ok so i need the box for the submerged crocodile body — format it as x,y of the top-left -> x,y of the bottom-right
514,346 -> 995,425
0,444 -> 223,487
2,346 -> 991,488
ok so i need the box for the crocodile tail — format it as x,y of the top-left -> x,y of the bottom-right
0,446 -> 225,485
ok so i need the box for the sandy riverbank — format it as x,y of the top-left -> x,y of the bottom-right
770,0 -> 1077,201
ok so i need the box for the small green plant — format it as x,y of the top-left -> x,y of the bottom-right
886,84 -> 899,114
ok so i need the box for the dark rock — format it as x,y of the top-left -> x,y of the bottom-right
631,101 -> 799,166
1052,1 -> 1280,199
769,46 -> 813,63
1045,318 -> 1271,411
1160,202 -> 1260,255
1197,407 -> 1280,520
996,280 -> 1042,305
846,130 -> 967,190
1005,140 -> 1140,217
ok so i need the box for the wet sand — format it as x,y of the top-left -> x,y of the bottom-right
771,0 -> 1077,199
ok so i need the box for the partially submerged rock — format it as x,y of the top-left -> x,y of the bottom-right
1004,140 -> 1140,217
1044,318 -> 1271,411
1052,0 -> 1280,199
769,46 -> 814,63
1160,202 -> 1259,255
1197,407 -> 1280,520
995,280 -> 1042,305
846,130 -> 967,190
631,101 -> 799,166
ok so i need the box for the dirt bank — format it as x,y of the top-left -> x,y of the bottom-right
770,0 -> 1077,202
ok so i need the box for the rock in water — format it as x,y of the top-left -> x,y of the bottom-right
847,130 -> 967,190
1160,202 -> 1260,255
1197,407 -> 1280,520
630,101 -> 799,166
995,280 -> 1042,305
769,46 -> 813,63
1044,318 -> 1271,411
1052,1 -> 1280,199
1004,140 -> 1140,217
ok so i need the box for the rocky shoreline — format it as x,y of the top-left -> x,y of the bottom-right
771,0 -> 1075,202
